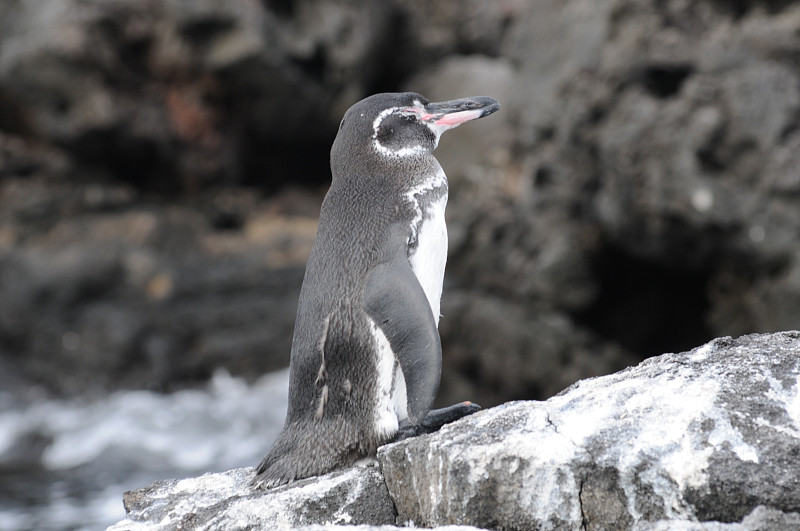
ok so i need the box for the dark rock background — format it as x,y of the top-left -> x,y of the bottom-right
1,0 -> 799,406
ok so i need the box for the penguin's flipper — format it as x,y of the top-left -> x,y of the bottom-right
363,258 -> 441,425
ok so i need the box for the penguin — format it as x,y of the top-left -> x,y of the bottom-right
252,92 -> 500,489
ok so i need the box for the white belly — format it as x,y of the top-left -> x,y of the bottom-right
369,318 -> 408,439
408,194 -> 448,325
370,169 -> 448,437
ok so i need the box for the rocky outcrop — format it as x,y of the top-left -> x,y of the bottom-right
0,184 -> 318,393
109,464 -> 396,530
108,332 -> 800,530
434,0 -> 800,405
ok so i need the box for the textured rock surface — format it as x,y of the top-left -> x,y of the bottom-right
109,332 -> 800,530
379,331 -> 800,529
108,464 -> 397,531
289,527 -> 485,531
634,506 -> 800,530
0,185 -> 317,393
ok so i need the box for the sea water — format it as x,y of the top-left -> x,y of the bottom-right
0,369 -> 289,531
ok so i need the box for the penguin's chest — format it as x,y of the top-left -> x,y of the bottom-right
407,199 -> 447,324
405,176 -> 449,325
370,172 -> 448,437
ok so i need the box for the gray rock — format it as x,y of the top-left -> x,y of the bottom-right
0,183 -> 314,394
108,463 -> 396,531
109,332 -> 800,530
634,505 -> 800,530
0,0 -> 391,191
294,527 -> 486,531
379,331 -> 800,529
437,292 -> 635,407
433,0 -> 800,371
503,0 -> 612,136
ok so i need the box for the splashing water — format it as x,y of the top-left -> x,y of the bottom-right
0,369 -> 289,531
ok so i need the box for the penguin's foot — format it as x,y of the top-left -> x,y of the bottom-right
395,401 -> 481,441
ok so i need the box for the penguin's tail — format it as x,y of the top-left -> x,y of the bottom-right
250,419 -> 366,489
251,451 -> 300,489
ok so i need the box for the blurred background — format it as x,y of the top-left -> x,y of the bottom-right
1,0 -> 799,529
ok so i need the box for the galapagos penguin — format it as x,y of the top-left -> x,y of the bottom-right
253,92 -> 500,488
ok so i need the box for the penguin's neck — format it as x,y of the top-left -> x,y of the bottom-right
404,165 -> 449,325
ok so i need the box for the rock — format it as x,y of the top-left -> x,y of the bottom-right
436,0 -> 800,370
108,464 -> 396,531
109,332 -> 800,530
394,1 -> 522,63
0,181 -> 316,394
107,462 -> 484,530
437,292 -> 635,405
379,331 -> 800,529
291,528 -> 482,531
0,0 -> 392,192
634,506 -> 800,530
503,0 -> 613,136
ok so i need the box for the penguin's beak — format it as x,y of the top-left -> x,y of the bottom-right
420,96 -> 501,128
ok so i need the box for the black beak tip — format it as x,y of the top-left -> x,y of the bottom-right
476,96 -> 501,117
424,96 -> 502,119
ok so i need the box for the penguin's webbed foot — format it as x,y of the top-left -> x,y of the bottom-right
395,401 -> 481,442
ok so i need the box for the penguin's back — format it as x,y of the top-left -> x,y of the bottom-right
253,175 -> 410,488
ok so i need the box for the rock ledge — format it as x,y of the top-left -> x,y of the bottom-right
109,332 -> 800,530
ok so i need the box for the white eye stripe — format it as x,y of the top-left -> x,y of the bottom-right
371,106 -> 402,138
373,142 -> 426,158
371,103 -> 440,157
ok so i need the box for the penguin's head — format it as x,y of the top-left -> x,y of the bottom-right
331,92 -> 500,175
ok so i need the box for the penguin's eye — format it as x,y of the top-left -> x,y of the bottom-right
396,110 -> 420,123
374,112 -> 435,154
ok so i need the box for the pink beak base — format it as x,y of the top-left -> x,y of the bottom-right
430,109 -> 486,127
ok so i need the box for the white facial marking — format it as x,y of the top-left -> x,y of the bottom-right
372,99 -> 485,156
371,104 -> 427,158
